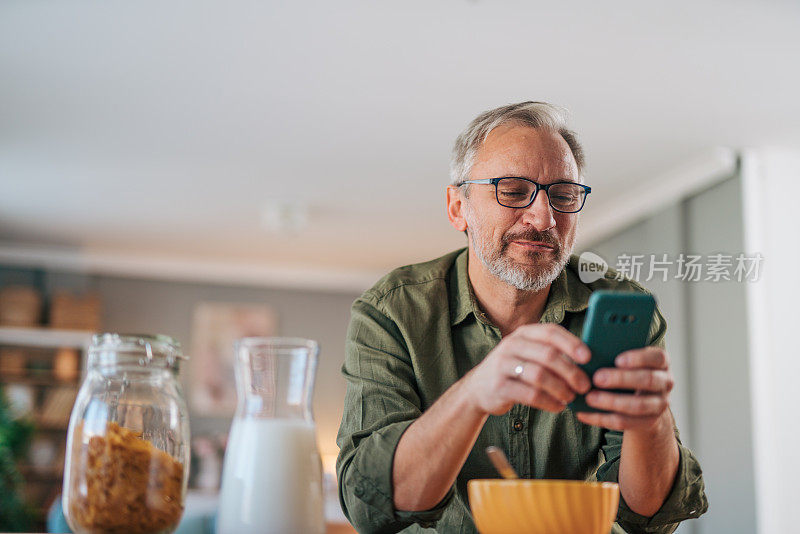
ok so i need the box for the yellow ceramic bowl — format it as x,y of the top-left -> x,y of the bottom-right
468,479 -> 619,534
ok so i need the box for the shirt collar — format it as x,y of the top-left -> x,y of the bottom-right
449,249 -> 475,326
450,249 -> 591,327
539,255 -> 592,324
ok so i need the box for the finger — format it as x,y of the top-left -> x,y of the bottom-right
503,380 -> 567,413
585,390 -> 669,416
575,411 -> 660,431
615,347 -> 669,370
505,339 -> 591,393
515,323 -> 591,364
512,363 -> 576,404
593,368 -> 674,393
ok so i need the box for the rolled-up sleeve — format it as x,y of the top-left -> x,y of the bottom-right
597,427 -> 708,534
336,293 -> 454,533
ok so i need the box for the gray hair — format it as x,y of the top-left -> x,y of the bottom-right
449,101 -> 585,186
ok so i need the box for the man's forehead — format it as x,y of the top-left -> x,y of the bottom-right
472,124 -> 578,180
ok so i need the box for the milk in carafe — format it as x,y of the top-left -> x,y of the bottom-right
216,338 -> 325,534
217,418 -> 323,534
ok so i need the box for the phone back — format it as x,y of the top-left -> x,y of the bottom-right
569,290 -> 656,413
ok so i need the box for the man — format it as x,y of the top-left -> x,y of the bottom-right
336,102 -> 707,533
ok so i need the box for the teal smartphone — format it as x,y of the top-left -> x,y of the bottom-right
568,290 -> 656,413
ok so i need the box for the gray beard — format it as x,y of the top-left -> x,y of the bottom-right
469,228 -> 572,292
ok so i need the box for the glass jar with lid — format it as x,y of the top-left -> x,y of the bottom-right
62,334 -> 190,534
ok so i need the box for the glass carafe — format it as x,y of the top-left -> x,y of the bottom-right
62,334 -> 190,534
217,337 -> 324,534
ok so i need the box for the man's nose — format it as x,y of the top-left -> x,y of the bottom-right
520,190 -> 556,230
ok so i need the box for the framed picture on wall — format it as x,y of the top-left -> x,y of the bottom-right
189,302 -> 277,416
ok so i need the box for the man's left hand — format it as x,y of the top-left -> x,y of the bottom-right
576,347 -> 674,431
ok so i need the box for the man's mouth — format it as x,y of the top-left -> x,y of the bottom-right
510,240 -> 555,250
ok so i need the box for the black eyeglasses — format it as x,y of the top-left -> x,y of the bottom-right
458,177 -> 591,213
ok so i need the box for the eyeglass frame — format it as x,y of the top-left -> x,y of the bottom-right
457,177 -> 592,213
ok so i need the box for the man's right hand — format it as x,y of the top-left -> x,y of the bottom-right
463,323 -> 593,415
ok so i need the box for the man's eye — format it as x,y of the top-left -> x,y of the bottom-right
499,191 -> 527,197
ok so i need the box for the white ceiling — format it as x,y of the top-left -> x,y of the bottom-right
2,0 -> 799,283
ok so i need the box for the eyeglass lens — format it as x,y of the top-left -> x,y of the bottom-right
496,178 -> 586,212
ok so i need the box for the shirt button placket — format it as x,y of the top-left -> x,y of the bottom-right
508,405 -> 532,478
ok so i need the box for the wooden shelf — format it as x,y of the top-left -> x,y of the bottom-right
0,325 -> 87,534
19,464 -> 64,481
0,325 -> 94,349
33,418 -> 70,432
0,374 -> 79,387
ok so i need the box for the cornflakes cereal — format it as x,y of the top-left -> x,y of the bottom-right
68,422 -> 184,534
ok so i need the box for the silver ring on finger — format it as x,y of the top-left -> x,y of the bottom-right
513,364 -> 524,379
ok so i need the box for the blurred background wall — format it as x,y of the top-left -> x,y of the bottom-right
584,171 -> 754,534
0,266 -> 360,460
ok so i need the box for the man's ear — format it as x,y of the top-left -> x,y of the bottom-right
446,186 -> 468,232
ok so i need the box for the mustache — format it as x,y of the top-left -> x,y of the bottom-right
501,229 -> 561,250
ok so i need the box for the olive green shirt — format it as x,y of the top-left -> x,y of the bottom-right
336,249 -> 708,534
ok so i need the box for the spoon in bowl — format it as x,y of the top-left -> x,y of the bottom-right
486,446 -> 519,480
